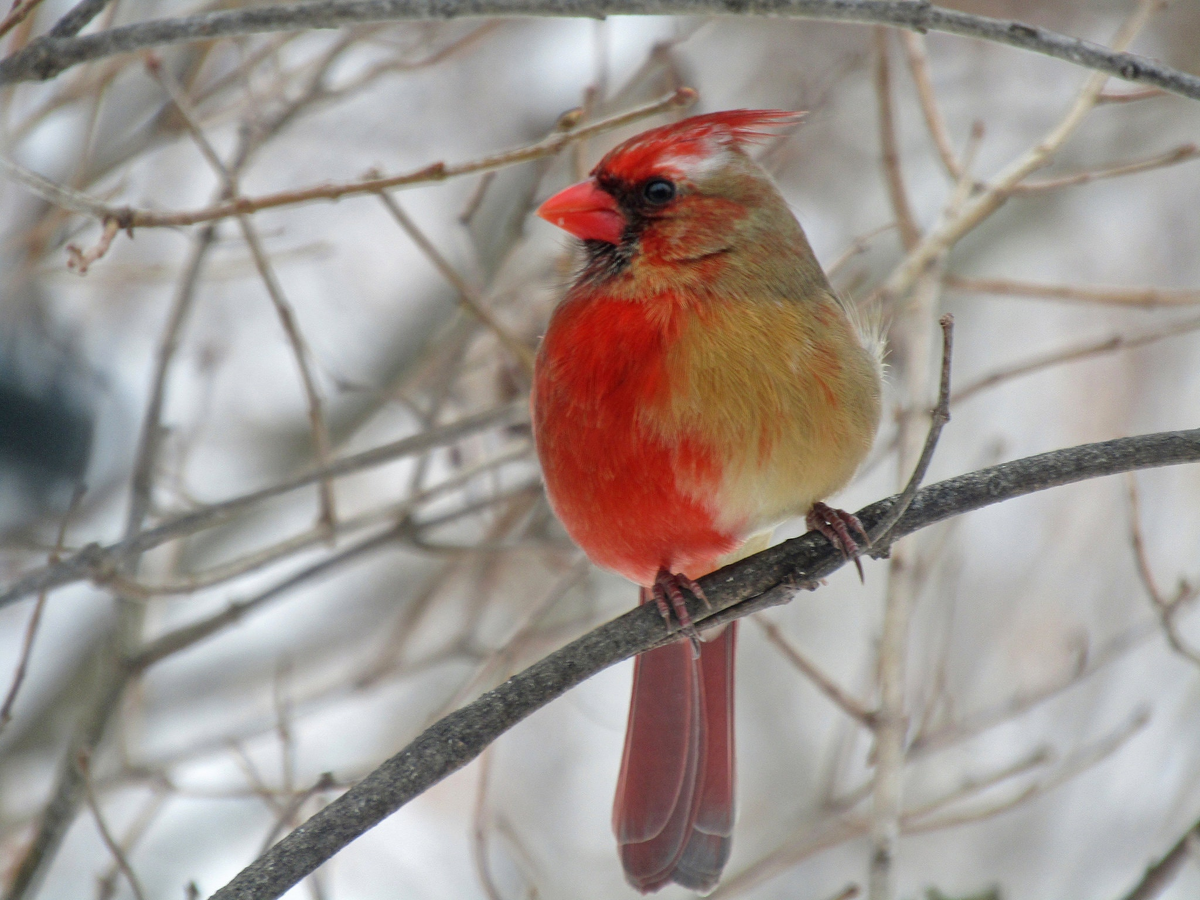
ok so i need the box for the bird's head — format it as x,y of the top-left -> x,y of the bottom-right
537,109 -> 802,276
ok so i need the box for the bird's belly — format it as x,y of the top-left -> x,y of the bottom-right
535,402 -> 740,586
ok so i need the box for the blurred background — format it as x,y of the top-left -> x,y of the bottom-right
1,1 -> 1199,899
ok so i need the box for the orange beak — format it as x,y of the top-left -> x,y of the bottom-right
537,180 -> 625,244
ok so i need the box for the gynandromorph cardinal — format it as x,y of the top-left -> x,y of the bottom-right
532,110 -> 882,893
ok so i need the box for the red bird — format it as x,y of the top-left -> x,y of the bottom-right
532,110 -> 882,893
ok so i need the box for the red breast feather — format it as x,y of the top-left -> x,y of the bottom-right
532,287 -> 740,585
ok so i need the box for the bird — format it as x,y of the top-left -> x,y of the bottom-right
531,109 -> 882,893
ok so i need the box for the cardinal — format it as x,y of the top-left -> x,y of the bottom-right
532,109 -> 882,893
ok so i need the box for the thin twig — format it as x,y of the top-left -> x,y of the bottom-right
0,485 -> 84,734
1,192 -> 221,900
471,748 -> 505,900
376,192 -> 535,373
1097,86 -> 1166,104
237,220 -> 339,530
257,774 -> 336,856
945,274 -> 1200,308
0,0 -> 46,41
64,214 -> 118,272
110,444 -> 529,598
898,746 -> 1053,827
900,31 -> 961,180
907,621 -> 1155,757
1006,143 -> 1199,194
79,752 -> 148,900
905,708 -> 1150,833
48,0 -> 114,38
874,27 -> 919,251
756,617 -> 876,728
131,522 -> 410,669
0,87 -> 698,229
827,223 -> 896,280
870,314 -> 954,548
95,787 -> 169,900
1127,476 -> 1200,668
954,312 -> 1200,405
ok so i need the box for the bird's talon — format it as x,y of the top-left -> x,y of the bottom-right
651,568 -> 706,647
807,502 -> 869,582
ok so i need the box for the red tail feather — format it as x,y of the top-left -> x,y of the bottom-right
614,594 -> 736,894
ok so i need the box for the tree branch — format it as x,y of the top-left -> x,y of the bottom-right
206,427 -> 1200,900
1117,814 -> 1200,900
1,0 -> 1198,102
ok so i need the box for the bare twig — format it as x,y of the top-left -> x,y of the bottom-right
945,274 -> 1200,308
898,746 -> 1053,828
900,31 -> 962,180
237,220 -> 339,530
1098,86 -> 1165,104
111,444 -> 529,598
2,193 -> 221,900
79,753 -> 148,900
131,522 -> 411,669
757,617 -> 876,728
905,708 -> 1150,833
954,313 -> 1200,404
47,0 -> 114,38
257,774 -> 337,856
874,27 -> 919,251
869,314 -> 954,548
95,787 -> 169,900
0,88 -> 698,229
827,223 -> 896,279
1006,143 -> 1199,194
908,622 -> 1155,757
0,0 -> 46,41
1127,476 -> 1200,668
64,214 -> 119,272
377,192 -> 535,373
0,485 -> 84,734
471,748 -> 505,900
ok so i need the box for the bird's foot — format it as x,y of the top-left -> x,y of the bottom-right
806,502 -> 870,582
650,568 -> 709,658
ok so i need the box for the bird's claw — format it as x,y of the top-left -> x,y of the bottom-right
651,568 -> 708,658
806,501 -> 870,582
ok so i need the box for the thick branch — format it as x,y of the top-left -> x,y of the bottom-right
207,427 -> 1200,900
1,1 -> 1199,102
1117,814 -> 1200,900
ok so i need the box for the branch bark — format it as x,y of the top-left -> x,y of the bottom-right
1,0 -> 1199,102
1117,814 -> 1200,900
205,427 -> 1200,900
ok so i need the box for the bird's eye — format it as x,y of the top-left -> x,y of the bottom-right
642,178 -> 676,205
